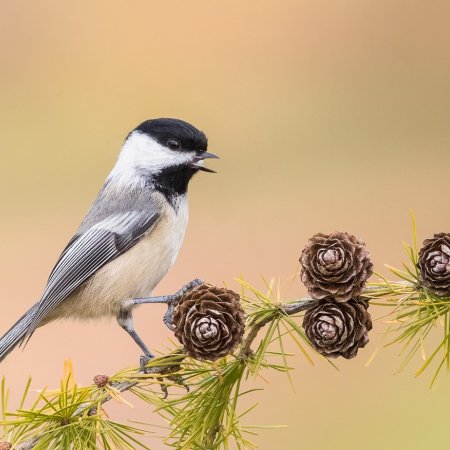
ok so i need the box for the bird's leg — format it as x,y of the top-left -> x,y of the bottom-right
117,309 -> 154,372
132,279 -> 203,331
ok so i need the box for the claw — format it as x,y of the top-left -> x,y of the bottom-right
160,383 -> 169,399
163,309 -> 176,331
159,374 -> 189,398
169,375 -> 189,393
162,279 -> 204,331
180,278 -> 203,294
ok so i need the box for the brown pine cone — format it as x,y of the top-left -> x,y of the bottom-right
302,299 -> 372,359
173,284 -> 245,361
0,442 -> 12,450
300,231 -> 373,302
418,233 -> 450,297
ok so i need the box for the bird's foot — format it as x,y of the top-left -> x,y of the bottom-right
139,349 -> 188,398
140,354 -> 154,373
175,278 -> 204,297
167,373 -> 190,393
133,279 -> 204,331
163,278 -> 203,331
160,375 -> 189,399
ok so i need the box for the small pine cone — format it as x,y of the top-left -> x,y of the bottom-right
93,374 -> 109,388
0,442 -> 12,450
173,284 -> 245,361
300,231 -> 373,302
302,299 -> 372,359
418,233 -> 450,297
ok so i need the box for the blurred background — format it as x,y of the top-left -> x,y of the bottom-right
1,1 -> 450,448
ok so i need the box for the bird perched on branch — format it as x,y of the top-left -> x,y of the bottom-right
0,118 -> 218,369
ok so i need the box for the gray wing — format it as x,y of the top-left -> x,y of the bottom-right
24,209 -> 159,338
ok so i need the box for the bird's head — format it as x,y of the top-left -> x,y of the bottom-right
113,118 -> 218,179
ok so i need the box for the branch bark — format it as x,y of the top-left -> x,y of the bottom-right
16,299 -> 316,450
16,355 -> 186,450
240,298 -> 316,357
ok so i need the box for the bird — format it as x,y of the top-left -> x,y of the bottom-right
0,118 -> 218,368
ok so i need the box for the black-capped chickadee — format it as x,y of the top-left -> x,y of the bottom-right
0,118 -> 218,367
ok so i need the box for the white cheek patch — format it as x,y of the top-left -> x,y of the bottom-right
111,131 -> 193,176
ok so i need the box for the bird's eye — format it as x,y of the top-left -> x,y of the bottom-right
167,139 -> 181,150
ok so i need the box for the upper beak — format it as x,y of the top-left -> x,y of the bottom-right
189,151 -> 220,173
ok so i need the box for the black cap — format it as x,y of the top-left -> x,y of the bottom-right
132,118 -> 208,152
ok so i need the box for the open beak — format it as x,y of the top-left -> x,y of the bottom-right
189,151 -> 220,173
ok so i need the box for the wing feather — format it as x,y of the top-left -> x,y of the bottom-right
25,210 -> 159,337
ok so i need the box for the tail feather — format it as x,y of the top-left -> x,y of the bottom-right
0,303 -> 39,362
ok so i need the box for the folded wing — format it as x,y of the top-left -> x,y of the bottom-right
24,210 -> 159,339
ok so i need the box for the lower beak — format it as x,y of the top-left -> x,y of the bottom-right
196,165 -> 217,173
189,151 -> 220,173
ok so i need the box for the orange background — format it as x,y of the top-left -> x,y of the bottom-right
1,1 -> 450,449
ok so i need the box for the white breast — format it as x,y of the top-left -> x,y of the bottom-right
47,195 -> 189,322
